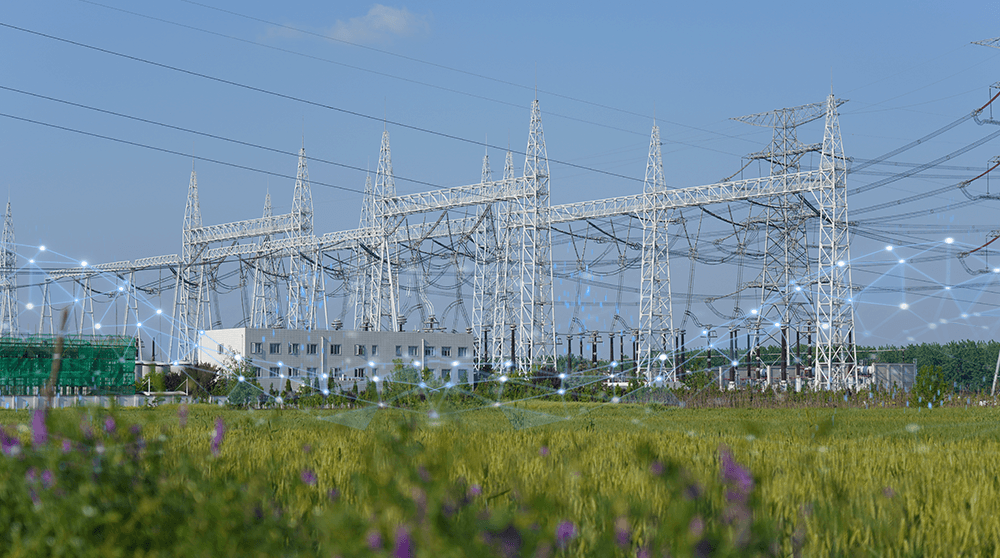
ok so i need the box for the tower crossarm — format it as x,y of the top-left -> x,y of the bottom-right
973,37 -> 1000,49
186,213 -> 298,245
47,254 -> 181,279
745,143 -> 822,162
733,100 -> 845,128
547,169 -> 824,224
381,177 -> 528,218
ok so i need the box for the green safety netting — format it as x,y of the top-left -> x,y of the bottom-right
0,335 -> 136,396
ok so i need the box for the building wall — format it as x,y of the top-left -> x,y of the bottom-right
196,328 -> 475,393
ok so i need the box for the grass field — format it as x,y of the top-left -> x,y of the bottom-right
3,402 -> 1000,556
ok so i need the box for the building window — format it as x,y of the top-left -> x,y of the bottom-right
269,367 -> 280,378
307,344 -> 317,355
395,345 -> 402,357
354,368 -> 366,378
217,344 -> 225,354
441,369 -> 451,381
269,343 -> 281,355
331,344 -> 341,355
371,345 -> 378,356
306,367 -> 317,376
458,347 -> 468,357
333,367 -> 343,379
251,342 -> 263,355
441,347 -> 451,357
288,343 -> 300,356
408,346 -> 419,357
289,368 -> 298,377
355,344 -> 366,356
459,369 -> 468,383
425,346 -> 435,357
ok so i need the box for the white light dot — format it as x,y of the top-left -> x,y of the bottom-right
28,259 -> 33,264
321,373 -> 328,380
655,376 -> 663,382
731,361 -> 739,366
94,323 -> 101,330
774,322 -> 781,328
900,303 -> 909,310
451,360 -> 459,367
945,237 -> 954,244
557,388 -> 565,395
80,261 -> 87,267
275,397 -> 283,404
499,375 -> 508,383
837,260 -> 845,267
38,245 -> 45,251
136,322 -> 142,328
750,309 -> 758,315
278,361 -> 283,366
886,246 -> 893,252
368,361 -> 375,368
558,373 -> 566,379
238,375 -> 245,382
702,330 -> 708,335
658,353 -> 667,361
504,361 -> 512,368
413,360 -> 421,368
25,303 -> 33,310
372,376 -> 379,382
610,361 -> 617,367
928,323 -> 938,330
899,259 -> 905,264
280,374 -> 285,379
945,286 -> 951,290
795,286 -> 802,291
994,268 -> 1000,274
156,309 -> 162,314
322,389 -> 329,395
118,286 -> 124,292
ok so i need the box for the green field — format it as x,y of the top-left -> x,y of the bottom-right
2,402 -> 999,556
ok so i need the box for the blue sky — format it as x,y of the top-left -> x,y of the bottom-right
2,0 -> 1000,348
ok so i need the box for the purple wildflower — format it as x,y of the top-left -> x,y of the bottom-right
32,409 -> 48,447
366,530 -> 383,550
104,416 -> 116,434
130,424 -> 141,436
302,444 -> 311,454
41,470 -> 54,489
555,521 -> 576,548
393,526 -> 413,558
301,468 -> 317,485
61,439 -> 72,454
720,447 -> 753,495
614,517 -> 630,548
689,516 -> 705,538
25,467 -> 38,483
211,417 -> 225,456
539,446 -> 549,457
650,461 -> 664,476
468,484 -> 482,497
1,427 -> 20,456
178,404 -> 189,428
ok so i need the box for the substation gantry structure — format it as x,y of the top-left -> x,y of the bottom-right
1,94 -> 858,388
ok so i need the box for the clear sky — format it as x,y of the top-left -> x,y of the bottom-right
2,0 -> 1000,351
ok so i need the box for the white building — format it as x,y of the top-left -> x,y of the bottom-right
196,327 -> 476,393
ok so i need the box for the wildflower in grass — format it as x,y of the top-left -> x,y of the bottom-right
720,447 -> 753,496
366,530 -> 383,550
32,409 -> 47,446
468,484 -> 482,498
650,460 -> 664,476
555,521 -> 576,548
689,516 -> 705,537
539,446 -> 549,457
178,404 -> 188,427
104,416 -> 116,434
61,439 -> 71,454
41,469 -> 54,489
1,426 -> 20,456
211,417 -> 225,456
301,468 -> 317,485
484,524 -> 521,558
130,424 -> 141,436
614,517 -> 630,548
393,526 -> 413,558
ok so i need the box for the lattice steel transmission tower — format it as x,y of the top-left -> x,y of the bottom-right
354,174 -> 375,330
172,169 -> 208,360
490,151 -> 517,369
367,130 -> 401,332
286,146 -> 323,330
734,99 -> 844,363
472,150 -> 499,363
0,200 -> 17,335
814,94 -> 857,388
508,99 -> 556,371
637,123 -> 674,379
251,192 -> 282,328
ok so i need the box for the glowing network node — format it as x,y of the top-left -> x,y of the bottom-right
504,361 -> 513,368
610,361 -> 618,368
658,354 -> 667,361
445,381 -> 453,388
837,260 -> 845,267
368,361 -> 375,368
280,374 -> 285,379
28,259 -> 33,264
945,237 -> 954,244
655,376 -> 663,382
611,396 -> 620,404
499,375 -> 508,383
731,361 -> 739,367
750,309 -> 758,315
945,286 -> 951,290
38,245 -> 45,251
320,373 -> 328,380
451,360 -> 459,367
372,376 -> 379,382
94,323 -> 101,330
136,322 -> 141,327
275,397 -> 283,404
899,303 -> 909,310
774,322 -> 781,328
994,268 -> 1000,274
419,382 -> 428,389
701,330 -> 708,335
321,390 -> 329,395
80,261 -> 87,267
156,309 -> 162,314
238,375 -> 245,382
898,259 -> 905,264
277,361 -> 283,367
558,373 -> 566,379
118,286 -> 124,292
557,388 -> 566,395
413,360 -> 421,367
25,303 -> 33,310
795,286 -> 802,291
886,246 -> 893,251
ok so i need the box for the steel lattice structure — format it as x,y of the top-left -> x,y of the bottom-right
17,97 -> 859,386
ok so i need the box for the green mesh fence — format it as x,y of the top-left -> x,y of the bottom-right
0,335 -> 137,396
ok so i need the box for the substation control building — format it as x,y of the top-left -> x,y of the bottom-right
197,328 -> 476,393
0,335 -> 137,396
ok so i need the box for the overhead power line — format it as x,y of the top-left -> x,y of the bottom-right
0,21 -> 647,185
